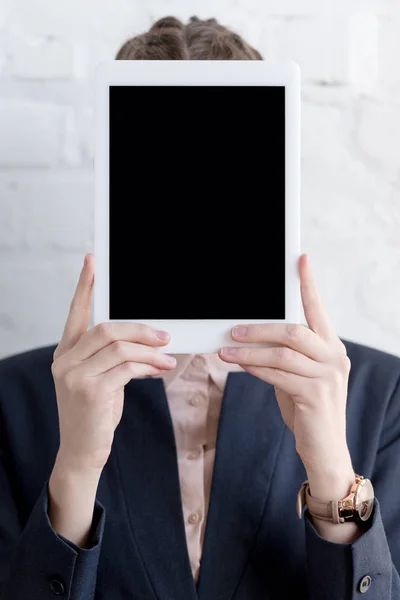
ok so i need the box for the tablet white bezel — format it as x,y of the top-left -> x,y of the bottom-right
95,60 -> 301,354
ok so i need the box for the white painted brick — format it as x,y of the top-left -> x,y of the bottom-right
0,253 -> 88,359
64,107 -> 82,165
356,97 -> 400,178
0,0 -> 13,29
377,0 -> 400,17
302,122 -> 395,248
378,17 -> 400,96
358,251 -> 400,337
164,0 -> 379,17
0,100 -> 80,167
5,30 -> 74,79
272,11 -> 380,86
0,101 -> 63,167
302,83 -> 351,107
1,0 -> 400,360
272,17 -> 350,83
304,239 -> 400,357
7,0 -> 149,38
0,180 -> 25,246
0,170 -> 93,249
302,148 -> 399,247
302,101 -> 352,166
75,106 -> 95,162
348,13 -> 379,94
24,173 -> 93,249
73,41 -> 90,80
0,31 -> 7,73
300,95 -> 400,353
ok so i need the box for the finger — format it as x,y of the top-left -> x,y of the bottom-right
100,362 -> 167,393
231,322 -> 329,362
70,322 -> 171,362
82,341 -> 176,376
56,254 -> 95,357
219,346 -> 321,377
241,365 -> 304,396
299,254 -> 336,341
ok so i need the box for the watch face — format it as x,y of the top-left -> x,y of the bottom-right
356,479 -> 375,521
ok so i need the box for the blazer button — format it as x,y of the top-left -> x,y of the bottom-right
359,575 -> 372,593
49,578 -> 65,595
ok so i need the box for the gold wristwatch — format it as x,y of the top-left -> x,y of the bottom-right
296,475 -> 375,524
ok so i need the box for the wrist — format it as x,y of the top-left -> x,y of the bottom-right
305,465 -> 355,503
53,450 -> 105,482
49,456 -> 101,547
49,454 -> 102,519
50,459 -> 101,492
301,444 -> 354,502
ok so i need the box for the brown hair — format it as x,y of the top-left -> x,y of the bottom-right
116,16 -> 262,61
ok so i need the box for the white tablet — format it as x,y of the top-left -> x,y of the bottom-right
94,60 -> 301,353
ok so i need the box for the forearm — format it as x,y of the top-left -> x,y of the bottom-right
48,455 -> 102,548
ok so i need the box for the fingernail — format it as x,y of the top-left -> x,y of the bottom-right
221,347 -> 237,356
232,326 -> 247,338
165,355 -> 176,365
83,254 -> 88,267
155,330 -> 170,341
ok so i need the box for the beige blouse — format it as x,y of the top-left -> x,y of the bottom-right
159,354 -> 243,582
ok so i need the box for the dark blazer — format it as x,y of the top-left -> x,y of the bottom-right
0,340 -> 400,600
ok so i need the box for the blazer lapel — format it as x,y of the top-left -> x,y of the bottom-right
196,372 -> 286,600
113,377 -> 198,600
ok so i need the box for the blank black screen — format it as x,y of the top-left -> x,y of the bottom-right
109,85 -> 285,319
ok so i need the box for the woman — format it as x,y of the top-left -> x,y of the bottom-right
0,16 -> 400,600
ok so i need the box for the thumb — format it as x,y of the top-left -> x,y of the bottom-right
55,253 -> 95,359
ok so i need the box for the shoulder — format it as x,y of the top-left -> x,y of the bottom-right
344,339 -> 400,373
0,344 -> 56,391
343,339 -> 400,396
0,344 -> 58,425
0,345 -> 59,503
0,344 -> 56,375
342,340 -> 400,451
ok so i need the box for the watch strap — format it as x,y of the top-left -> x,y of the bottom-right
296,482 -> 343,524
296,475 -> 373,524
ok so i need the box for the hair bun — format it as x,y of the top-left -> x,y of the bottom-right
151,16 -> 184,31
116,15 -> 263,61
189,16 -> 218,25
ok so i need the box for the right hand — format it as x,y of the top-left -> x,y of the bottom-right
51,253 -> 176,474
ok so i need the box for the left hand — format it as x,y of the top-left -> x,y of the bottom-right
219,253 -> 354,501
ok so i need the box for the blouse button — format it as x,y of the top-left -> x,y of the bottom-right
189,394 -> 203,407
188,512 -> 200,525
188,450 -> 201,460
192,356 -> 205,370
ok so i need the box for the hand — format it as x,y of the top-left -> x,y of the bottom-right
49,253 -> 176,545
51,253 -> 176,474
219,254 -> 354,503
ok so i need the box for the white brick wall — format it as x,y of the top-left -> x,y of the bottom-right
0,0 -> 399,359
